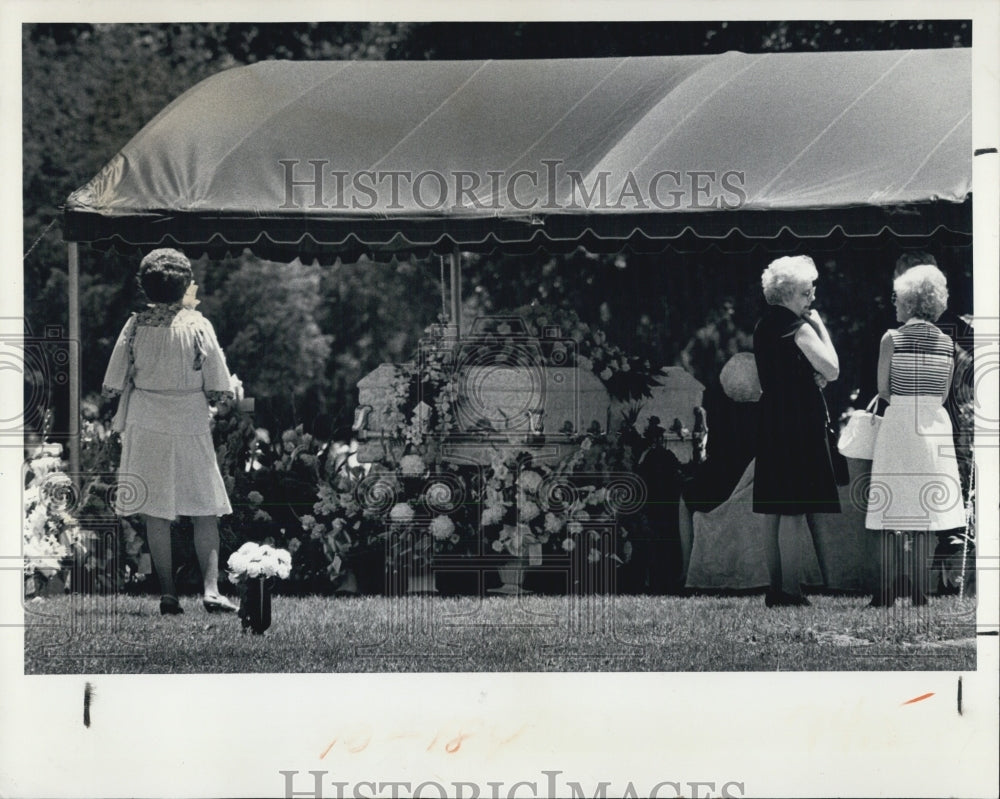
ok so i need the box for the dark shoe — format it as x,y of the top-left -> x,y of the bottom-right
911,595 -> 929,607
766,590 -> 811,607
159,596 -> 183,615
868,593 -> 896,608
203,594 -> 238,614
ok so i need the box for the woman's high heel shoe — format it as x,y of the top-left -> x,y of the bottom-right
203,594 -> 238,613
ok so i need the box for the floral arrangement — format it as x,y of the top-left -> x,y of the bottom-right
22,427 -> 132,597
305,442 -> 481,581
508,304 -> 660,401
377,321 -> 460,463
380,462 -> 480,572
23,442 -> 74,595
297,444 -> 385,588
227,542 -> 292,583
480,442 -> 631,569
23,401 -> 161,597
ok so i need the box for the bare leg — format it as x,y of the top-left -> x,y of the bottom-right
762,514 -> 782,595
777,514 -> 807,598
192,516 -> 237,612
870,531 -> 899,607
143,514 -> 175,598
909,530 -> 933,605
191,515 -> 222,597
804,513 -> 828,587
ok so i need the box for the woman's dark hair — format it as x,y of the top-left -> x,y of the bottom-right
137,248 -> 192,303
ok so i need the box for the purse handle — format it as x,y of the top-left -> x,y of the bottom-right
864,395 -> 880,423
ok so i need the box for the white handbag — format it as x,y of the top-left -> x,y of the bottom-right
837,396 -> 881,460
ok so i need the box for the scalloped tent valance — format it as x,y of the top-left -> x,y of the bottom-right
64,49 -> 972,261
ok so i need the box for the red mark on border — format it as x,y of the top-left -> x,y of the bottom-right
445,732 -> 470,753
902,693 -> 935,705
319,739 -> 337,759
499,725 -> 527,745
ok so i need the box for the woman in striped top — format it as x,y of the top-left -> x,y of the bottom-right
865,264 -> 966,607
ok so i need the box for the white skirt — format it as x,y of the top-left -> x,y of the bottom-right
116,425 -> 232,519
865,395 -> 965,531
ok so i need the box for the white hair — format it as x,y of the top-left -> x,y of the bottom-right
894,263 -> 948,322
761,256 -> 818,305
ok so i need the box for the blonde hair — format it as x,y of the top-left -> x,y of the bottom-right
761,256 -> 818,305
894,263 -> 948,322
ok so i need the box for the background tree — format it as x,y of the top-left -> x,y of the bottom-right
198,255 -> 333,431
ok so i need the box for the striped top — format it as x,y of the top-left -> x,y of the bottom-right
889,320 -> 954,397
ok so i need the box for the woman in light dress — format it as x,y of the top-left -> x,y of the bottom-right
865,264 -> 965,607
103,248 -> 238,615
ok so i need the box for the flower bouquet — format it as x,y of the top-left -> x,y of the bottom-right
481,447 -> 633,593
23,444 -> 76,597
227,542 -> 292,634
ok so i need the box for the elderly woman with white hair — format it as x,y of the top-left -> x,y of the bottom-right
753,255 -> 841,607
866,263 -> 965,607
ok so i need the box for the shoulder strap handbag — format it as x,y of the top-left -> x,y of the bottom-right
837,396 -> 881,461
821,393 -> 850,486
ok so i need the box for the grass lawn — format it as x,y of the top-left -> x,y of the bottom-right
23,593 -> 976,674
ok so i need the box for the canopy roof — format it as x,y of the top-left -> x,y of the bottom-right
64,49 -> 972,260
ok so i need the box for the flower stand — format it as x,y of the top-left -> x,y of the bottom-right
406,570 -> 438,594
238,576 -> 272,634
489,556 -> 531,594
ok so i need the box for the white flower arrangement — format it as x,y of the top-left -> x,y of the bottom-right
227,542 -> 292,584
481,505 -> 506,526
23,446 -> 75,588
517,470 -> 543,493
429,515 -> 456,541
389,502 -> 415,523
24,504 -> 70,578
518,499 -> 541,523
399,454 -> 426,476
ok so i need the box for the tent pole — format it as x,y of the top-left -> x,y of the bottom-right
67,242 -> 81,487
450,245 -> 461,341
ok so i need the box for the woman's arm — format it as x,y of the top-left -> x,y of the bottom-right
196,315 -> 235,402
794,313 -> 839,381
101,315 -> 136,397
876,331 -> 894,403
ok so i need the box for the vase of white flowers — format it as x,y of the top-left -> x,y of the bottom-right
227,542 -> 292,634
242,576 -> 272,634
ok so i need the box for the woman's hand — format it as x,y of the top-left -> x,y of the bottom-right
794,318 -> 840,381
813,372 -> 828,389
802,309 -> 827,335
